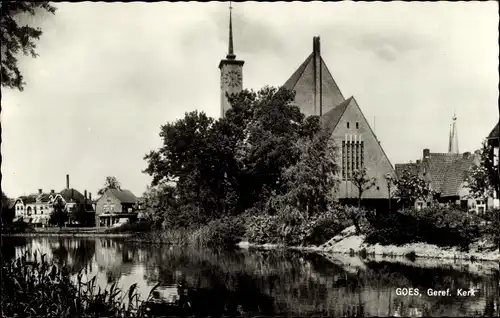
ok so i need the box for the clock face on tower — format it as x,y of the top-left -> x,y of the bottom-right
223,70 -> 242,88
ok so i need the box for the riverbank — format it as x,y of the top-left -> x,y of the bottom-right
2,227 -> 133,238
238,226 -> 500,262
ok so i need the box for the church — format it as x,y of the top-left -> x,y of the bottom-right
218,8 -> 397,203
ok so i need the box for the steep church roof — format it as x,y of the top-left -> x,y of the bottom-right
488,121 -> 499,139
319,97 -> 352,135
282,37 -> 345,117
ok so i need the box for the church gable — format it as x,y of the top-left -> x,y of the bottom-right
282,37 -> 345,117
328,97 -> 396,199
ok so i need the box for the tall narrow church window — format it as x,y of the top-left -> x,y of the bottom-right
342,138 -> 365,180
342,141 -> 346,180
347,122 -> 350,129
356,122 -> 359,129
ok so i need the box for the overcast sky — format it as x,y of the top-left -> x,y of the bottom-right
2,1 -> 498,198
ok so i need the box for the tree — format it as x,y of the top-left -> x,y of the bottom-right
274,133 -> 339,216
352,168 -> 377,209
143,87 -> 314,220
466,140 -> 500,205
49,196 -> 68,228
393,169 -> 435,209
142,182 -> 179,229
1,191 -> 14,225
98,176 -> 121,195
1,2 -> 56,91
385,173 -> 396,212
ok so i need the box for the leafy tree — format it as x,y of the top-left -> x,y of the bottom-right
142,182 -> 179,229
271,133 -> 339,216
393,169 -> 435,209
143,87 -> 313,221
385,173 -> 396,212
49,196 -> 68,228
1,2 -> 56,91
352,168 -> 377,209
98,176 -> 121,195
466,140 -> 500,204
1,191 -> 14,225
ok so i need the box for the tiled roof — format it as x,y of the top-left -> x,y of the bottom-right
440,155 -> 476,197
488,121 -> 499,139
19,195 -> 38,204
108,189 -> 137,204
59,188 -> 85,203
425,153 -> 476,197
319,97 -> 352,135
396,152 -> 477,198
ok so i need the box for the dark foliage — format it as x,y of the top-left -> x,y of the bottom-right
365,207 -> 482,251
1,2 -> 56,91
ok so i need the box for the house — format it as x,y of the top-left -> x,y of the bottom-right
218,13 -> 396,205
14,174 -> 95,227
395,115 -> 497,213
15,190 -> 57,227
95,188 -> 140,227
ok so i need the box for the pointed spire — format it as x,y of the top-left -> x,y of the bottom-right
448,110 -> 459,153
227,2 -> 236,60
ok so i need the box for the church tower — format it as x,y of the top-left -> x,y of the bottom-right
448,112 -> 459,153
219,3 -> 244,118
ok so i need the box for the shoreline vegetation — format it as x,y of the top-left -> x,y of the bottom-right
5,223 -> 499,263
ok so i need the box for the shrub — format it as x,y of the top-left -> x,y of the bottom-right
191,217 -> 246,250
244,214 -> 281,244
2,220 -> 35,234
366,206 -> 480,250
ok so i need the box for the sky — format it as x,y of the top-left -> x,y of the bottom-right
1,1 -> 498,198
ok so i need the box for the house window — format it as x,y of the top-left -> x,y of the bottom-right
342,139 -> 364,180
356,122 -> 359,129
347,122 -> 350,129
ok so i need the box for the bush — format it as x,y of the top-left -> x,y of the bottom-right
244,206 -> 353,246
244,214 -> 281,244
365,206 -> 480,250
190,217 -> 246,250
1,220 -> 35,234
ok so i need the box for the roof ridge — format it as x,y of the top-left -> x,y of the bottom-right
282,53 -> 313,91
319,56 -> 345,101
350,96 -> 397,175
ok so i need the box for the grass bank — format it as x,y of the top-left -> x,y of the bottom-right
239,225 -> 500,262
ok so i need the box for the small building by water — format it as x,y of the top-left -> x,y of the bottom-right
95,188 -> 142,227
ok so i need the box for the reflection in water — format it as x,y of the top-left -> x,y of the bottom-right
2,236 -> 499,317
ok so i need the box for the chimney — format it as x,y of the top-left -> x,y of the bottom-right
51,189 -> 55,194
66,174 -> 70,189
313,36 -> 321,55
38,189 -> 42,194
312,36 -> 322,116
423,149 -> 430,159
89,192 -> 92,201
416,160 -> 421,165
84,190 -> 87,202
463,152 -> 471,159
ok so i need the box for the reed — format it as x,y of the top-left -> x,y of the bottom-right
1,250 -> 159,317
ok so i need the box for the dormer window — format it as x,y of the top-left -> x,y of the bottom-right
347,122 -> 350,129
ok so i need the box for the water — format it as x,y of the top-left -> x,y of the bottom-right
2,236 -> 499,317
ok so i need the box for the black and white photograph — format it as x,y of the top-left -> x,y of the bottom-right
1,1 -> 499,317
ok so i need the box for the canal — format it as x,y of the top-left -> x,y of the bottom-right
2,236 -> 498,317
